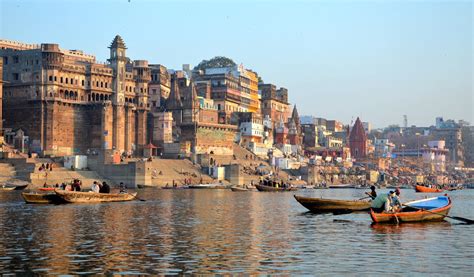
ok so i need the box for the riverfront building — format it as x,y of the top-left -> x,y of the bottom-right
0,36 -> 149,156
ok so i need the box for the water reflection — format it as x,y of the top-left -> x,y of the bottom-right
0,189 -> 473,274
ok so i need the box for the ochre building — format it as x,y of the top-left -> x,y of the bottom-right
0,36 -> 149,156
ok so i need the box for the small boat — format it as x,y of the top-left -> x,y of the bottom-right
1,184 -> 29,191
39,187 -> 56,191
328,184 -> 358,189
22,192 -> 66,204
294,195 -> 371,213
415,185 -> 443,193
230,186 -> 248,192
370,196 -> 452,224
54,189 -> 137,203
255,184 -> 298,192
162,186 -> 189,190
188,184 -> 228,189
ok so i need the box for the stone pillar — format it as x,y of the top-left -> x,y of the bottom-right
112,104 -> 125,153
135,110 -> 147,155
101,103 -> 113,150
227,164 -> 243,186
124,106 -> 131,153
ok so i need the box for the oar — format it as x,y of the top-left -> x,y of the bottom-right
358,196 -> 371,200
403,204 -> 474,224
126,192 -> 145,201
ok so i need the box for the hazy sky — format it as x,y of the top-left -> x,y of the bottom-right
1,0 -> 472,127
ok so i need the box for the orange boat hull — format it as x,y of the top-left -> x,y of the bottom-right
415,185 -> 443,193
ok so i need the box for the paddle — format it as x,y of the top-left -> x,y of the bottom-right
358,196 -> 371,200
403,204 -> 474,224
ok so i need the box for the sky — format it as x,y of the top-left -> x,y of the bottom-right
1,0 -> 472,128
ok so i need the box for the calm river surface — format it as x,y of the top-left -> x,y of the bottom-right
0,188 -> 473,275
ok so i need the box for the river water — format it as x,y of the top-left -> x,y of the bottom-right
0,188 -> 473,275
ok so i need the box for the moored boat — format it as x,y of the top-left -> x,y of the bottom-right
22,192 -> 66,204
54,189 -> 137,203
255,184 -> 297,192
1,184 -> 29,191
370,196 -> 452,224
415,185 -> 443,193
294,195 -> 371,213
39,187 -> 56,191
230,186 -> 248,192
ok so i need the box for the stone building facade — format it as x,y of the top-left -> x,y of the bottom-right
259,83 -> 291,130
0,36 -> 149,156
0,58 -> 3,137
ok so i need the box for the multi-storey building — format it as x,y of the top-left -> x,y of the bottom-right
148,64 -> 170,110
259,83 -> 291,129
0,36 -> 149,156
194,64 -> 259,122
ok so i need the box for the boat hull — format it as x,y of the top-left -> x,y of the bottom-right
370,197 -> 452,223
1,184 -> 29,191
22,192 -> 66,204
294,195 -> 371,213
54,189 -> 137,203
415,185 -> 443,193
231,186 -> 248,192
255,184 -> 298,192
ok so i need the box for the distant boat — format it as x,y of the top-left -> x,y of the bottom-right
415,185 -> 443,193
230,186 -> 248,192
255,184 -> 297,192
39,187 -> 56,191
1,184 -> 28,191
294,195 -> 371,213
54,189 -> 137,203
370,196 -> 452,224
188,184 -> 228,189
328,184 -> 358,189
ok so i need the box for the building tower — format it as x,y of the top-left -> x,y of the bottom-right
349,117 -> 367,159
108,35 -> 128,152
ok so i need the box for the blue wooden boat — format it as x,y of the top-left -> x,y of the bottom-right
371,196 -> 452,223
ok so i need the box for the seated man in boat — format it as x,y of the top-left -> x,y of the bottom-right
100,181 -> 110,193
91,181 -> 100,193
390,188 -> 402,212
371,191 -> 395,213
365,186 -> 377,200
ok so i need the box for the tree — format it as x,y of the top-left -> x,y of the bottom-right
194,56 -> 236,71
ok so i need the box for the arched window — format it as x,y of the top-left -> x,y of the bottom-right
100,94 -> 104,101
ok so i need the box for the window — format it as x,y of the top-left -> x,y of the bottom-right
13,56 -> 19,63
3,57 -> 8,64
49,76 -> 53,81
82,80 -> 84,86
12,73 -> 19,80
65,78 -> 68,84
105,82 -> 108,88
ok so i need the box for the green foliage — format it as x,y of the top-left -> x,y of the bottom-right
194,56 -> 236,71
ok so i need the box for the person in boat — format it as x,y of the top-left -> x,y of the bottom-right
365,186 -> 377,200
91,181 -> 100,193
391,188 -> 402,212
371,191 -> 395,213
73,180 -> 82,191
119,182 -> 126,193
100,181 -> 110,193
60,182 -> 66,190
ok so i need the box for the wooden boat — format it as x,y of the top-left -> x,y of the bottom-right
328,184 -> 358,189
188,184 -> 229,189
230,186 -> 248,192
54,189 -> 137,203
22,192 -> 66,204
415,185 -> 443,193
370,196 -> 452,224
1,184 -> 28,191
255,184 -> 298,192
162,186 -> 189,190
294,195 -> 371,213
39,187 -> 56,191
